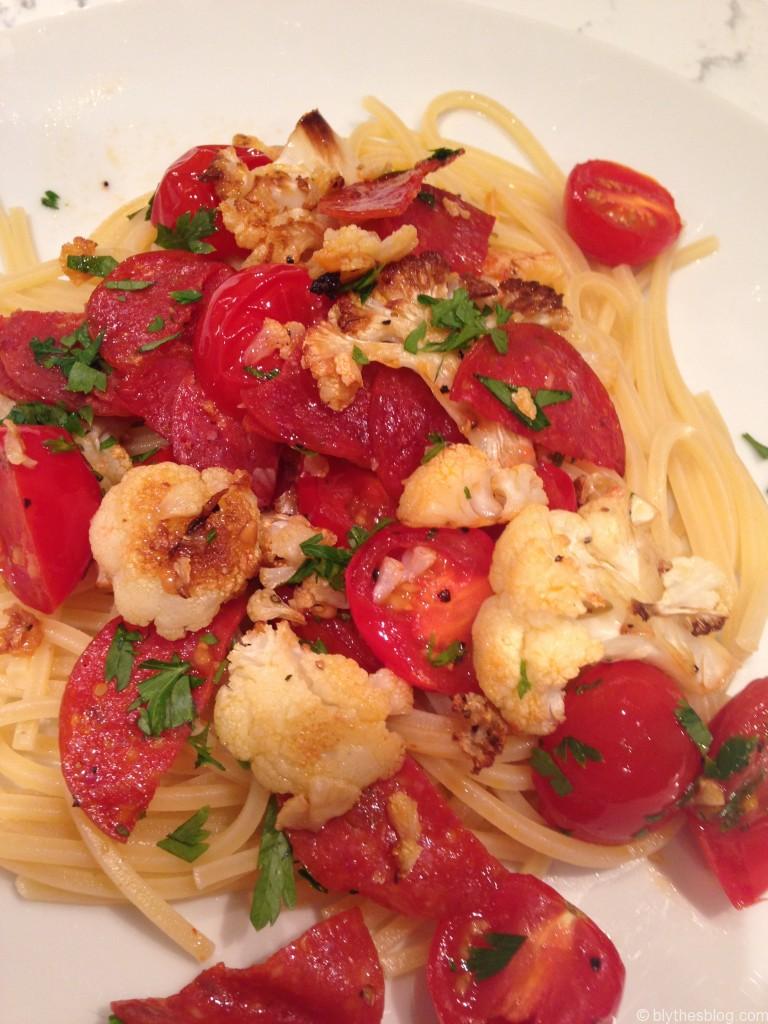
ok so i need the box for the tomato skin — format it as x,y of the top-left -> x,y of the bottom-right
295,459 -> 396,540
687,677 -> 768,908
451,327 -> 626,475
564,159 -> 682,267
293,614 -> 382,674
193,264 -> 331,414
346,524 -> 493,694
533,661 -> 702,844
428,875 -> 625,1024
0,425 -> 101,613
151,144 -> 270,260
536,458 -> 577,512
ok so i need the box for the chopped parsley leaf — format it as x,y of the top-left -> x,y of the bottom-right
309,638 -> 329,655
129,654 -> 203,736
352,344 -> 370,365
157,805 -> 211,862
201,633 -> 219,646
138,331 -> 182,353
154,208 -> 217,254
475,374 -> 572,431
347,518 -> 393,551
430,146 -> 462,162
743,433 -> 768,459
553,736 -> 603,767
404,321 -> 427,354
188,724 -> 225,771
287,533 -> 352,591
4,400 -> 91,437
104,624 -> 143,693
703,736 -> 758,780
244,366 -> 280,381
719,773 -> 764,830
104,279 -> 155,292
41,190 -> 60,209
42,437 -> 77,453
674,699 -> 713,755
467,932 -> 526,980
416,189 -> 436,207
205,528 -> 217,545
517,659 -> 531,699
422,432 -> 447,464
530,747 -> 572,796
250,795 -> 296,930
30,323 -> 108,395
66,254 -> 119,277
146,315 -> 165,333
109,1016 -> 126,1024
170,288 -> 203,304
425,637 -> 465,667
131,446 -> 163,465
340,266 -> 379,304
463,485 -> 472,500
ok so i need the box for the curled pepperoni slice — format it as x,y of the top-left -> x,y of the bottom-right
59,599 -> 246,841
111,909 -> 384,1024
318,150 -> 463,222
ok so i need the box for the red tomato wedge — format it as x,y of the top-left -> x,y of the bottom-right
346,524 -> 493,693
193,264 -> 331,414
293,613 -> 382,674
0,311 -> 131,417
59,599 -> 245,841
451,326 -> 626,475
86,250 -> 233,373
242,353 -> 374,467
428,876 -> 625,1024
289,757 -> 508,918
533,661 -> 702,844
366,184 -> 494,273
295,459 -> 396,540
111,909 -> 384,1024
151,144 -> 271,261
317,150 -> 463,222
564,159 -> 682,267
169,373 -> 279,507
369,365 -> 465,499
536,458 -> 578,512
687,677 -> 768,908
0,425 -> 101,613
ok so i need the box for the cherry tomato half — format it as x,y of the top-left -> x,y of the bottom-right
346,524 -> 493,694
428,875 -> 625,1024
296,459 -> 396,540
564,159 -> 682,267
687,677 -> 768,908
533,660 -> 702,844
151,144 -> 270,261
193,264 -> 331,414
0,425 -> 101,613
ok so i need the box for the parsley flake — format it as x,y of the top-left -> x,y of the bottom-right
188,724 -> 225,771
553,736 -> 603,767
430,146 -> 462,162
517,659 -> 531,699
129,654 -> 203,736
66,254 -> 119,277
170,288 -> 203,304
530,747 -> 573,796
404,321 -> 427,354
138,331 -> 182,353
41,190 -> 60,209
704,736 -> 758,780
309,638 -> 329,655
104,279 -> 155,292
157,805 -> 211,862
5,401 -> 91,437
467,932 -> 526,981
475,375 -> 572,431
416,189 -> 436,207
109,1016 -> 126,1024
30,323 -> 108,395
155,209 -> 217,254
131,446 -> 164,464
422,432 -> 447,464
287,533 -> 352,591
250,795 -> 297,930
743,433 -> 768,459
425,637 -> 465,667
42,437 -> 77,453
674,700 -> 713,754
244,366 -> 280,381
352,345 -> 370,365
146,315 -> 165,333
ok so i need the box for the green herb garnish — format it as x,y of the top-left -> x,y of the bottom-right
188,724 -> 225,771
250,796 -> 296,930
425,637 -> 465,667
170,288 -> 203,304
154,208 -> 217,254
41,190 -> 60,209
704,736 -> 758,780
674,700 -> 713,755
553,736 -> 603,767
130,654 -> 203,736
157,805 -> 210,862
352,345 -> 370,365
66,254 -> 119,277
475,375 -> 572,432
517,659 -> 531,699
743,433 -> 768,459
30,323 -> 108,395
421,432 -> 447,464
104,279 -> 155,292
244,366 -> 280,381
5,400 -> 91,437
105,624 -> 142,693
137,331 -> 182,353
467,932 -> 526,981
530,747 -> 572,797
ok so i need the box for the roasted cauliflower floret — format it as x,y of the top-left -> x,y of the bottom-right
306,224 -> 418,280
397,444 -> 546,528
90,464 -> 260,640
214,622 -> 407,830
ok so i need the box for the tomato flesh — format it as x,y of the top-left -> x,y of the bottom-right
293,613 -> 382,674
346,524 -> 493,694
451,326 -> 626,475
536,458 -> 577,511
533,660 -> 702,844
295,459 -> 396,540
193,264 -> 331,414
428,876 -> 625,1024
151,144 -> 270,260
687,677 -> 768,908
564,159 -> 682,267
0,425 -> 101,613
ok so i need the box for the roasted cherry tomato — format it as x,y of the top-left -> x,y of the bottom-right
428,875 -> 625,1024
193,264 -> 331,414
346,524 -> 493,693
0,425 -> 101,613
451,326 -> 626,475
687,677 -> 768,908
564,159 -> 682,267
151,144 -> 270,260
293,613 -> 382,674
536,457 -> 577,511
532,660 -> 703,844
112,909 -> 384,1024
296,459 -> 396,540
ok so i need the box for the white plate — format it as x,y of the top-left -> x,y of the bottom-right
2,1 -> 768,1020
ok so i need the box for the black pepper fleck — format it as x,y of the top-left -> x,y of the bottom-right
437,588 -> 451,602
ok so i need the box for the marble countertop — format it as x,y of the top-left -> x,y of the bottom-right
1,0 -> 766,125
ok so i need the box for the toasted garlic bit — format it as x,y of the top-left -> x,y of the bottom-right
214,622 -> 408,831
89,464 -> 260,640
0,604 -> 43,656
387,791 -> 423,877
75,430 -> 132,490
3,421 -> 36,468
59,236 -> 97,284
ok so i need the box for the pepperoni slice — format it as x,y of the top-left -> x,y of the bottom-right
318,151 -> 463,223
169,373 -> 279,506
110,909 -> 384,1024
241,354 -> 373,467
59,599 -> 246,841
366,184 -> 494,273
86,250 -> 233,373
0,311 -> 131,416
451,326 -> 626,474
369,365 -> 465,498
289,757 -> 508,918
115,349 -> 193,440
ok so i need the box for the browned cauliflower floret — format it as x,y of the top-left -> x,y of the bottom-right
90,464 -> 260,640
